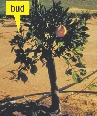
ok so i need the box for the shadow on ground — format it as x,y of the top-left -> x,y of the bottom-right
0,97 -> 96,116
1,70 -> 97,115
0,101 -> 53,116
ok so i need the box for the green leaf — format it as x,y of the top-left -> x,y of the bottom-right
34,51 -> 37,58
79,69 -> 86,76
64,7 -> 69,13
58,47 -> 60,52
88,83 -> 97,90
65,53 -> 71,57
30,35 -> 33,39
76,46 -> 84,51
64,57 -> 69,65
71,56 -> 77,62
77,53 -> 83,58
80,26 -> 89,31
14,57 -> 20,64
30,65 -> 37,75
75,62 -> 86,68
17,71 -> 28,83
35,37 -> 42,45
11,46 -> 15,53
25,57 -> 32,65
72,42 -> 76,48
72,71 -> 82,83
65,69 -> 72,75
58,42 -> 64,47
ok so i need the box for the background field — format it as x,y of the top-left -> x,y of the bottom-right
0,0 -> 97,14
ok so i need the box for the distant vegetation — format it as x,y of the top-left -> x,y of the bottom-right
0,0 -> 97,15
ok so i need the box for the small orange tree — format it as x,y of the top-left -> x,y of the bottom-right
9,0 -> 89,113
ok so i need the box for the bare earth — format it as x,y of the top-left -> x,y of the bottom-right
69,7 -> 97,13
0,12 -> 97,115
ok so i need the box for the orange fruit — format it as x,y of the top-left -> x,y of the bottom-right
55,25 -> 67,37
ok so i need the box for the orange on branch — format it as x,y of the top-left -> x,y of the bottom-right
55,25 -> 67,37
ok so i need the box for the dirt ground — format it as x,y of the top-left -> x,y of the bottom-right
0,10 -> 97,115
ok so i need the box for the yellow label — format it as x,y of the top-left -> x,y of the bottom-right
6,1 -> 29,32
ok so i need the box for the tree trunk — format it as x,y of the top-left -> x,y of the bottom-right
46,58 -> 60,113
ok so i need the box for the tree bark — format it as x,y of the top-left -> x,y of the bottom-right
46,58 -> 60,112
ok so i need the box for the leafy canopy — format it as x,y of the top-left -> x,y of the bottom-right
9,1 -> 89,83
